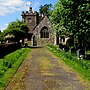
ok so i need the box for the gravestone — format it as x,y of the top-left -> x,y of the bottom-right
63,45 -> 69,52
77,49 -> 85,59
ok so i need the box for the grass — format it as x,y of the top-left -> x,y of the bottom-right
47,45 -> 90,82
0,48 -> 30,90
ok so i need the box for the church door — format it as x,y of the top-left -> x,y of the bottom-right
33,36 -> 37,46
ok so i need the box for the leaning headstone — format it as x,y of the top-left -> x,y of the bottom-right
77,49 -> 85,59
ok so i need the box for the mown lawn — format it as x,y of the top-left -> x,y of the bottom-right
0,48 -> 30,90
47,45 -> 90,82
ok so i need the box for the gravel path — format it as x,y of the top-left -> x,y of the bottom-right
6,47 -> 90,90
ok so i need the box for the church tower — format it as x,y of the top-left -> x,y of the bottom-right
21,7 -> 39,33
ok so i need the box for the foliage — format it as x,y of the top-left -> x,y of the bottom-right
47,45 -> 90,81
0,48 -> 30,89
50,0 -> 67,35
0,32 -> 5,42
39,4 -> 52,16
50,0 -> 90,47
3,20 -> 28,42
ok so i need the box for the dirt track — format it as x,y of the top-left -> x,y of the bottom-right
6,47 -> 90,90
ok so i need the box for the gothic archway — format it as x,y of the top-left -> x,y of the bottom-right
40,27 -> 49,38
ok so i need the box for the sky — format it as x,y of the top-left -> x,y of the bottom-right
0,0 -> 57,32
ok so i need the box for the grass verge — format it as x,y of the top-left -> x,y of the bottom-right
0,48 -> 30,90
47,45 -> 90,82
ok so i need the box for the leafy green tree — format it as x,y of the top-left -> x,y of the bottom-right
62,0 -> 90,47
39,4 -> 52,16
50,0 -> 65,35
50,0 -> 90,47
50,0 -> 67,45
3,20 -> 28,43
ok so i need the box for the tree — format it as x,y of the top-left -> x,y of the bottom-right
50,0 -> 66,35
61,0 -> 90,47
3,20 -> 28,43
39,4 -> 52,16
49,0 -> 68,45
50,0 -> 90,47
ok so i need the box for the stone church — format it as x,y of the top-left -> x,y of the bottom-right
21,7 -> 54,46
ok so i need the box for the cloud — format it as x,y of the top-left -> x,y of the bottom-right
0,0 -> 32,16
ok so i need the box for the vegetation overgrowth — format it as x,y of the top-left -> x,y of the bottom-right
47,45 -> 90,81
50,0 -> 90,48
0,48 -> 30,90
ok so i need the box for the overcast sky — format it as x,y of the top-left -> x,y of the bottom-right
0,0 -> 57,32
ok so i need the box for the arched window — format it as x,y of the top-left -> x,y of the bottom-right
40,27 -> 49,38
